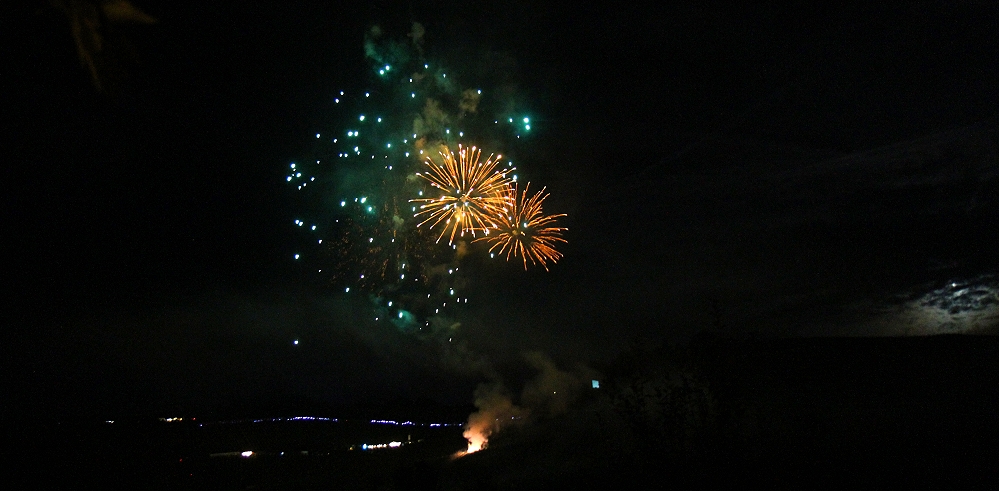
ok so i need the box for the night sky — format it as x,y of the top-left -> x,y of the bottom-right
4,1 -> 998,421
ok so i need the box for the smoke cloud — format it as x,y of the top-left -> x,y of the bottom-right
463,382 -> 527,453
461,351 -> 598,453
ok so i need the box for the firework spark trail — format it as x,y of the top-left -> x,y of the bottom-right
474,182 -> 567,271
410,144 -> 515,245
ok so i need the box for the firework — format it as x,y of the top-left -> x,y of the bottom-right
474,182 -> 567,271
410,144 -> 515,245
287,24 -> 549,330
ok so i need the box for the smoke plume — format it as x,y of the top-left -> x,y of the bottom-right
461,352 -> 597,453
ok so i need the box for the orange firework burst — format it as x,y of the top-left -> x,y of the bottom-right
410,144 -> 514,244
474,182 -> 567,271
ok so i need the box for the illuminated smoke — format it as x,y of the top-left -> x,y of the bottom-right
461,353 -> 596,453
519,351 -> 592,416
462,382 -> 526,453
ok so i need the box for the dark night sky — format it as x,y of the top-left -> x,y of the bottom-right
3,1 -> 998,420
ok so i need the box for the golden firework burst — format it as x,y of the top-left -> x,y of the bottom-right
410,144 -> 514,244
474,182 -> 567,270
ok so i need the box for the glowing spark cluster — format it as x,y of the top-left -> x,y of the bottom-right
411,145 -> 514,244
473,183 -> 567,271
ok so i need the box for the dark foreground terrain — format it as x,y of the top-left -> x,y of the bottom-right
7,418 -> 467,489
446,334 -> 999,488
7,334 -> 999,489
